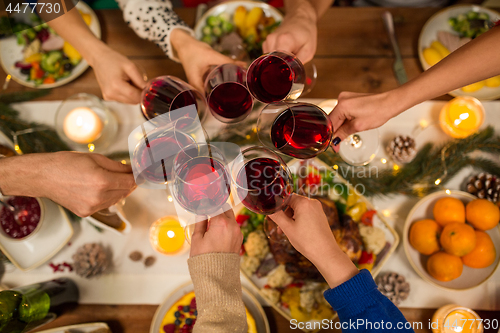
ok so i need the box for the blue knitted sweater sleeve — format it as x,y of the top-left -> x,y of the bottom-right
323,270 -> 415,332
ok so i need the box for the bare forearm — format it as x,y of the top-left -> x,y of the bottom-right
392,27 -> 500,114
0,155 -> 45,197
44,6 -> 105,66
311,244 -> 359,289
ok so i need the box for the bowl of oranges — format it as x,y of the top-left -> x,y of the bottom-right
404,190 -> 500,290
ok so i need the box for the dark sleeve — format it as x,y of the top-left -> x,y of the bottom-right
323,270 -> 415,333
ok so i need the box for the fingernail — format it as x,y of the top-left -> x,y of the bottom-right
332,137 -> 341,146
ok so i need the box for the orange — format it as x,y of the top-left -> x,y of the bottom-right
427,251 -> 463,282
462,231 -> 496,268
409,219 -> 442,255
440,222 -> 476,257
466,199 -> 500,231
433,197 -> 465,227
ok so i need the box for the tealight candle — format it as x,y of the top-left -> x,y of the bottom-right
439,97 -> 484,139
149,216 -> 186,255
432,304 -> 483,333
63,107 -> 103,144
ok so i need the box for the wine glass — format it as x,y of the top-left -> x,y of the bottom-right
171,143 -> 232,216
141,76 -> 208,127
205,63 -> 254,123
246,51 -> 305,103
231,146 -> 293,242
257,102 -> 334,159
338,129 -> 380,166
131,123 -> 196,186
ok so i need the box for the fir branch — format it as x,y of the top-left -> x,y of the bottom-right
0,90 -> 51,104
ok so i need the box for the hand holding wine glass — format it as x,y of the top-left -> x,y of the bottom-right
189,208 -> 244,257
269,194 -> 359,289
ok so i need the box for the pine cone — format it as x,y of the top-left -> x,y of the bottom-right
466,173 -> 500,203
386,135 -> 417,164
72,243 -> 110,278
375,272 -> 410,306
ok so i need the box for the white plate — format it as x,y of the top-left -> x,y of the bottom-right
403,190 -> 500,291
239,158 -> 399,333
194,0 -> 283,40
0,1 -> 101,89
0,132 -> 73,271
36,322 -> 110,333
418,5 -> 500,100
150,282 -> 270,333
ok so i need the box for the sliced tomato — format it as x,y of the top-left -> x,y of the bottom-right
361,210 -> 377,226
306,173 -> 321,186
43,76 -> 55,84
236,214 -> 250,226
358,250 -> 374,265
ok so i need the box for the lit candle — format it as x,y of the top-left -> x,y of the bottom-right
149,216 -> 186,255
439,97 -> 484,139
432,305 -> 483,333
63,107 -> 103,144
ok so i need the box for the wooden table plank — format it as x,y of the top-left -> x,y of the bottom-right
32,305 -> 500,333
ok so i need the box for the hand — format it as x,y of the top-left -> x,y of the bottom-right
328,91 -> 401,152
89,44 -> 147,104
171,29 -> 241,92
190,208 -> 244,257
0,152 -> 137,217
269,194 -> 358,288
262,1 -> 317,64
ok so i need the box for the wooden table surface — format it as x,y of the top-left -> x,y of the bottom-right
4,6 -> 500,333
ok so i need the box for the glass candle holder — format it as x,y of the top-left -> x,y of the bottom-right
431,304 -> 484,333
149,216 -> 188,256
55,93 -> 118,153
439,97 -> 484,139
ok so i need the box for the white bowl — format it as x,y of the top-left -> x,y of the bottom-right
0,196 -> 44,241
0,1 -> 101,89
418,5 -> 500,100
150,282 -> 270,333
194,0 -> 283,40
403,190 -> 500,291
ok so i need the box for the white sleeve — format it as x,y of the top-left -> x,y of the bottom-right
116,0 -> 195,62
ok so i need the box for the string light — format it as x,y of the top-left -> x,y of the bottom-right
333,165 -> 339,170
435,179 -> 441,185
10,126 -> 50,155
246,135 -> 251,139
381,158 -> 387,164
445,189 -> 451,195
88,143 -> 95,152
382,210 -> 391,217
121,160 -> 127,165
168,196 -> 173,202
393,165 -> 399,171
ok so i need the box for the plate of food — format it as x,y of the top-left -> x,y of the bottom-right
0,131 -> 73,271
194,0 -> 283,60
150,282 -> 270,333
237,158 -> 399,333
418,5 -> 500,100
0,1 -> 101,88
404,190 -> 500,290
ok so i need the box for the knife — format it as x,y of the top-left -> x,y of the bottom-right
382,11 -> 408,85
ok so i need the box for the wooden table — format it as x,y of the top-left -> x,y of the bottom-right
4,6 -> 499,333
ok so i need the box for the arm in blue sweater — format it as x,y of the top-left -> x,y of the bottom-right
324,269 -> 415,333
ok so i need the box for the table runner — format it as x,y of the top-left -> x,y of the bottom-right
1,99 -> 499,310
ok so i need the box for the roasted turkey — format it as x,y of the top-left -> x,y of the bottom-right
269,196 -> 363,281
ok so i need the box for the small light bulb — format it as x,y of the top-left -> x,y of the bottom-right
333,165 -> 339,170
393,165 -> 399,171
381,158 -> 387,164
445,189 -> 451,195
382,210 -> 390,217
435,179 -> 441,185
121,160 -> 127,165
88,143 -> 95,152
168,196 -> 173,202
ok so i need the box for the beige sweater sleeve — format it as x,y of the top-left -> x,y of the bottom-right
188,253 -> 248,333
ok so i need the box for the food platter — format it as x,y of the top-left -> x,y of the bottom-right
0,1 -> 101,88
237,157 -> 399,333
418,5 -> 500,100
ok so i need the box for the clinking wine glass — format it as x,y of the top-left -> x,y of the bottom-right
257,102 -> 334,159
204,63 -> 254,123
231,146 -> 293,243
246,51 -> 316,103
141,76 -> 208,127
171,143 -> 232,216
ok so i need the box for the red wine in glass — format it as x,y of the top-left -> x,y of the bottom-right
133,128 -> 195,184
271,104 -> 333,159
247,51 -> 305,103
208,82 -> 253,122
236,157 -> 292,215
141,76 -> 207,126
173,156 -> 231,216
